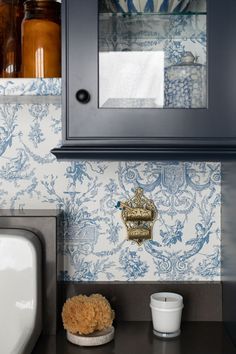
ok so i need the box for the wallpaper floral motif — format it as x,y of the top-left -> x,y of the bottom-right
0,78 -> 61,96
0,101 -> 221,281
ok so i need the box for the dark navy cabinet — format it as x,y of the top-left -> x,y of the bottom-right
52,0 -> 236,160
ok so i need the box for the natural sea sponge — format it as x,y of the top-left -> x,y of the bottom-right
62,294 -> 115,335
90,294 -> 115,331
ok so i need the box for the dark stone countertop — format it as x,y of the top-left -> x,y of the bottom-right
0,209 -> 60,217
32,322 -> 236,354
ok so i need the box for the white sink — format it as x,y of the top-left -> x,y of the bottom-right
0,229 -> 42,354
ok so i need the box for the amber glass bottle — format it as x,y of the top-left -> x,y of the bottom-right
22,0 -> 61,78
0,0 -> 24,78
0,1 -> 10,77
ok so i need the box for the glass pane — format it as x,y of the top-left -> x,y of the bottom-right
99,0 -> 207,109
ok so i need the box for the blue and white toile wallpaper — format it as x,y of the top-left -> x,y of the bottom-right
0,80 -> 221,281
0,78 -> 61,96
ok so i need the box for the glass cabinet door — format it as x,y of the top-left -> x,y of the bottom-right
99,0 -> 207,109
61,0 -> 236,154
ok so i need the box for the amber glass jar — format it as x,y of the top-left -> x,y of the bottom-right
22,0 -> 61,78
0,0 -> 24,78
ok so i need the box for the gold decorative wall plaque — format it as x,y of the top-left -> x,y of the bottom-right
116,188 -> 157,245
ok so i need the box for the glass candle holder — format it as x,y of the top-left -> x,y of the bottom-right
150,292 -> 184,338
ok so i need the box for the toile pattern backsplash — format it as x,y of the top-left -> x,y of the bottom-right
0,99 -> 221,281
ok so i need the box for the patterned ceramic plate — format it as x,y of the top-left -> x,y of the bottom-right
99,0 -> 206,13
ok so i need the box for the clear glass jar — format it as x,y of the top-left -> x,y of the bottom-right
22,0 -> 61,78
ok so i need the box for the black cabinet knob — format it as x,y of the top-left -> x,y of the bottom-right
76,89 -> 91,104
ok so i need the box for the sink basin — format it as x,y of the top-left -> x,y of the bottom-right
0,229 -> 42,354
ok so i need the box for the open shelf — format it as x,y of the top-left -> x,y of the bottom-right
100,12 -> 207,16
32,322 -> 236,354
99,13 -> 206,45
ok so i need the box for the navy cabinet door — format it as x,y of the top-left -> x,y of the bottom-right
55,0 -> 236,159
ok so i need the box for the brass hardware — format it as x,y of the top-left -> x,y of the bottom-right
117,188 -> 157,245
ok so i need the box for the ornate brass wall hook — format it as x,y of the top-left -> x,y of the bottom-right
116,188 -> 157,245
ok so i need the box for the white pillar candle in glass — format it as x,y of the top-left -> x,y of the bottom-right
150,292 -> 184,338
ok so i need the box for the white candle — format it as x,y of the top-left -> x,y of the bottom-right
150,292 -> 184,338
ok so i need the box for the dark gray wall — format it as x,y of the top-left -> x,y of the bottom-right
222,162 -> 236,345
59,281 -> 222,323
